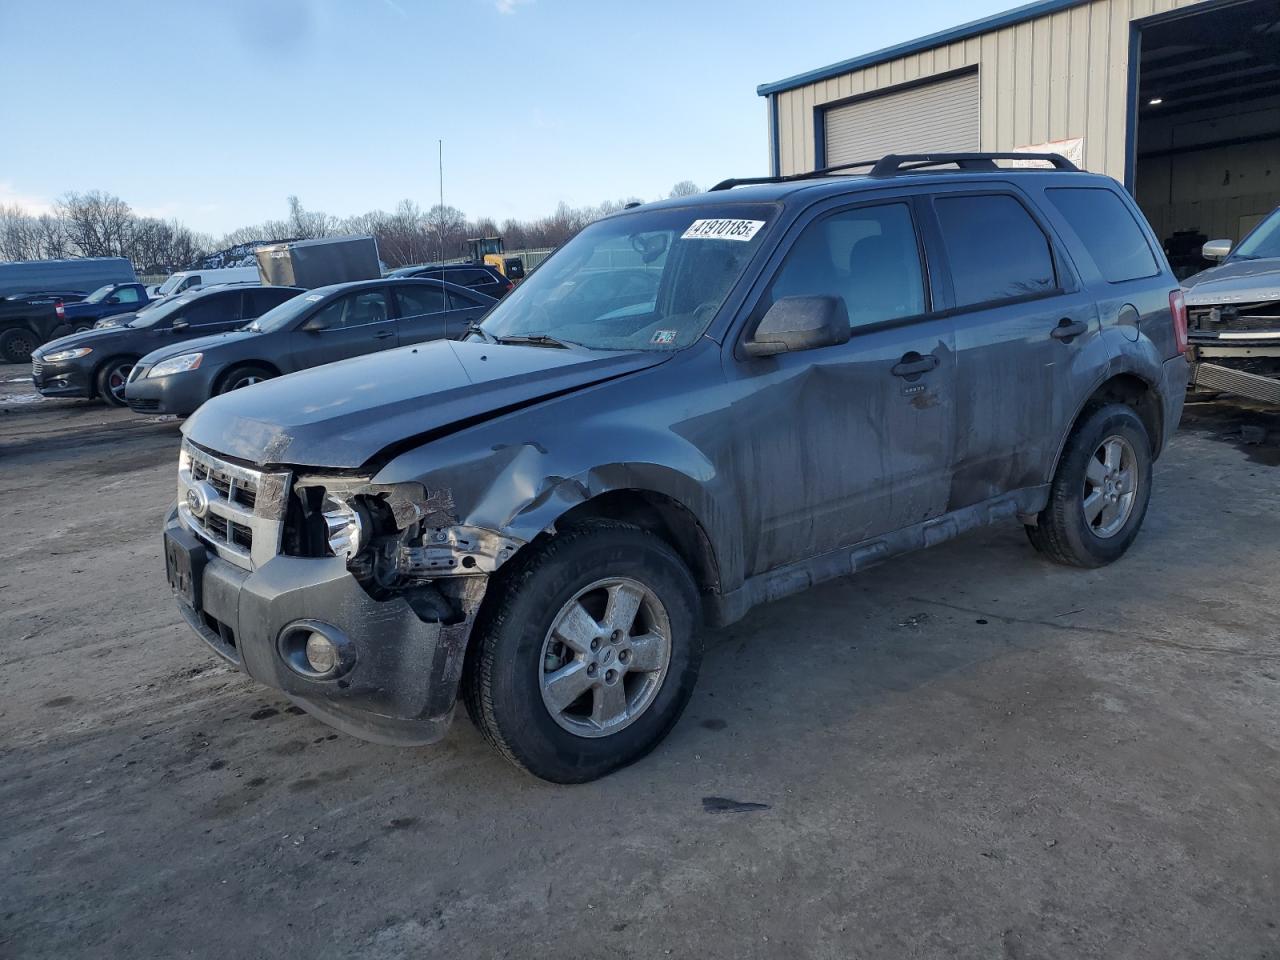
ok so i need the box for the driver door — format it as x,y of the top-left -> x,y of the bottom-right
727,197 -> 957,575
289,288 -> 396,369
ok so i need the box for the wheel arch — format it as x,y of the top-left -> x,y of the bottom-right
213,360 -> 282,393
551,488 -> 722,598
1049,370 -> 1163,483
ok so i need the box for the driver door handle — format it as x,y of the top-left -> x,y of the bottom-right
1051,318 -> 1089,341
891,352 -> 939,378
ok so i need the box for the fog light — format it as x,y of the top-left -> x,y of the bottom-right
305,632 -> 339,674
278,620 -> 355,679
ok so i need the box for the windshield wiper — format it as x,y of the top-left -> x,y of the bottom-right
494,333 -> 574,349
465,320 -> 496,343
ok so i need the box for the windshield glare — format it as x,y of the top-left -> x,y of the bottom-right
1233,208 -> 1280,261
128,295 -> 192,328
157,275 -> 184,296
478,203 -> 774,351
84,284 -> 115,303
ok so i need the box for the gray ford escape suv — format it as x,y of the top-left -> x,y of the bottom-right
163,153 -> 1189,782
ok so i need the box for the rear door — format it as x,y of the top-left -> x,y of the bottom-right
289,288 -> 395,368
924,188 -> 1099,506
391,283 -> 447,345
728,195 -> 957,574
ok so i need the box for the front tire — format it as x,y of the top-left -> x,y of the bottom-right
95,358 -> 136,406
216,364 -> 274,394
463,520 -> 702,783
1026,403 -> 1153,567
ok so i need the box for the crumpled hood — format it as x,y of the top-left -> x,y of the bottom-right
139,330 -> 258,366
1182,258 -> 1280,306
182,339 -> 671,469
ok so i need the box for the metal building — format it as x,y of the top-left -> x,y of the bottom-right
759,0 -> 1280,269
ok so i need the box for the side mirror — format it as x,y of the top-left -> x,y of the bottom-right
1203,239 -> 1232,260
107,296 -> 121,304
743,295 -> 850,358
302,313 -> 330,332
170,319 -> 189,331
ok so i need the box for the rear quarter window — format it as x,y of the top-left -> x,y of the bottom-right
1046,187 -> 1160,284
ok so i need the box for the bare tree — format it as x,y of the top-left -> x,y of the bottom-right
668,180 -> 701,198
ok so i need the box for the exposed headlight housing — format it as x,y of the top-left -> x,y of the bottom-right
148,352 -> 203,377
321,493 -> 365,561
43,346 -> 93,362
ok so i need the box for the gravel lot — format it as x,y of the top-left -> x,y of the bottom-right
2,362 -> 1278,959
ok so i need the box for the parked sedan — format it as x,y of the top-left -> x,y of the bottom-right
124,277 -> 494,416
31,285 -> 303,405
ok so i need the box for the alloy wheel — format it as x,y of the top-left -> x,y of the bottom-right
1083,435 -> 1138,539
539,577 -> 672,738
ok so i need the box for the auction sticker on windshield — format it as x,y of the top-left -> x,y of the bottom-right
681,219 -> 765,242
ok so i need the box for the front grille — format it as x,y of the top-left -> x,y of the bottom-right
127,398 -> 160,412
177,440 -> 289,570
31,359 -> 44,379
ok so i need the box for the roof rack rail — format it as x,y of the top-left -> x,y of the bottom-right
709,151 -> 1078,191
869,152 -> 1079,176
709,157 -> 879,191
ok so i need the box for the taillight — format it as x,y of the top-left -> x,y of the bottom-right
1169,289 -> 1187,355
55,300 -> 65,319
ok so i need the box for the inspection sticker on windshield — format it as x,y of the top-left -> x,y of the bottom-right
681,219 -> 765,242
651,329 -> 677,345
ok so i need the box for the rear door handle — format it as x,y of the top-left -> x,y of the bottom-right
891,352 -> 939,378
373,330 -> 395,340
1051,318 -> 1089,341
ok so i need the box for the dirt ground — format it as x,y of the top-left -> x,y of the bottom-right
2,362 -> 1278,960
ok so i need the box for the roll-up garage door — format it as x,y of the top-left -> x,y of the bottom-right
823,71 -> 980,166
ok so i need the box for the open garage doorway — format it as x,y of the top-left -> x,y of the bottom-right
1132,0 -> 1280,279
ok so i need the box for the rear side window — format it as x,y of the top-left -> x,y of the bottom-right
1046,187 -> 1159,283
764,202 -> 926,329
183,293 -> 239,326
244,288 -> 296,316
447,289 -> 483,309
395,285 -> 446,316
933,194 -> 1057,307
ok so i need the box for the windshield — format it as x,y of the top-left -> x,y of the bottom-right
128,295 -> 193,328
83,284 -> 115,303
477,203 -> 775,351
1233,208 -> 1280,261
157,274 -> 185,296
247,290 -> 325,333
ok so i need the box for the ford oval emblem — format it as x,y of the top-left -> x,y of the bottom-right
186,481 -> 216,519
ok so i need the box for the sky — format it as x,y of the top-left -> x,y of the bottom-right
0,0 -> 1014,238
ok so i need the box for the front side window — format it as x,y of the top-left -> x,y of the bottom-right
310,290 -> 389,330
1046,187 -> 1159,283
933,194 -> 1057,307
761,202 -> 926,329
479,202 -> 774,351
114,286 -> 142,304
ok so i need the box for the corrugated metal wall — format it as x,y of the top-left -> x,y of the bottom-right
773,0 -> 1210,179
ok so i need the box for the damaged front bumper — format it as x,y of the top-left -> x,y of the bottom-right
163,505 -> 487,745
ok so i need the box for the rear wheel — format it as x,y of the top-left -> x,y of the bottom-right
216,364 -> 274,394
1,327 -> 37,364
463,520 -> 702,783
1026,403 -> 1153,567
95,358 -> 136,406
